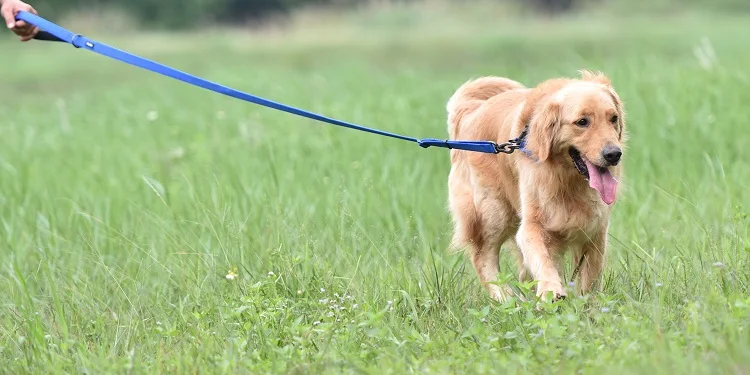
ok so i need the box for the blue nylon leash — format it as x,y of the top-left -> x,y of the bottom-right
17,11 -> 524,155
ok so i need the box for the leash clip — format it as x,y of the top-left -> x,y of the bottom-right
495,125 -> 530,154
494,140 -> 521,154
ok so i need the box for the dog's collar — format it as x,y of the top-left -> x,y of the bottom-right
514,123 -> 537,161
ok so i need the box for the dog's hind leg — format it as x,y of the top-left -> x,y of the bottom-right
448,164 -> 516,302
469,188 -> 518,302
448,164 -> 479,251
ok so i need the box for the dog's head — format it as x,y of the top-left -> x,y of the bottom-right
525,70 -> 626,205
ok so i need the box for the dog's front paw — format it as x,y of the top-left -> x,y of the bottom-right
536,281 -> 567,302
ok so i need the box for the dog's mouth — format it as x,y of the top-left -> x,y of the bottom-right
569,148 -> 618,206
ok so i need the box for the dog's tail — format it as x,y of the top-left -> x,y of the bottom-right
446,77 -> 525,139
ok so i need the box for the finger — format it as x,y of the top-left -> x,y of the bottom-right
12,23 -> 31,34
1,7 -> 15,29
12,24 -> 30,34
16,20 -> 27,28
19,25 -> 37,41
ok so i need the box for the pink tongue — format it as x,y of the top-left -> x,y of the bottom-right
585,160 -> 618,205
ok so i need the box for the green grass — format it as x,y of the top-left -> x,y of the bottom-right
0,9 -> 749,374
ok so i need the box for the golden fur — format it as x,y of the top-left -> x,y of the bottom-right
446,70 -> 627,301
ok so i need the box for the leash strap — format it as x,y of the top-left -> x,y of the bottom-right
17,12 -> 509,155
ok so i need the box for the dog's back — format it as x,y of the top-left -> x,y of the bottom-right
446,77 -> 525,140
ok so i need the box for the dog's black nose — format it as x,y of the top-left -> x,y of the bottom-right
602,145 -> 622,166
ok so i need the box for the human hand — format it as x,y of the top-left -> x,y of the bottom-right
1,0 -> 39,42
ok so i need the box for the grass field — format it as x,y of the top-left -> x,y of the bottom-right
0,6 -> 749,374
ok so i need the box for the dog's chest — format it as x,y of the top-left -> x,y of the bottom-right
540,195 -> 607,239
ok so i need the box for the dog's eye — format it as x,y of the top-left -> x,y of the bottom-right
610,115 -> 618,123
575,118 -> 589,127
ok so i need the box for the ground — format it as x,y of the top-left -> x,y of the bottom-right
0,6 -> 748,374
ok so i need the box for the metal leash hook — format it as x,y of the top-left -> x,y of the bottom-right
494,125 -> 530,154
494,141 -> 521,154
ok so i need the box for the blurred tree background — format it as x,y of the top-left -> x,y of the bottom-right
27,0 -> 750,30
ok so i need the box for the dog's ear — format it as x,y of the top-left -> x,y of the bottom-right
526,99 -> 561,162
607,87 -> 626,140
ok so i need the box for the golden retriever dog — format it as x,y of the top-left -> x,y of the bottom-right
445,70 -> 626,302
